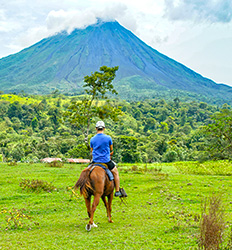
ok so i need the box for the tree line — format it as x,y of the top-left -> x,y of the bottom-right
0,92 -> 231,163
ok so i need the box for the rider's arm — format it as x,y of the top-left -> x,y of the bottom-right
110,144 -> 113,156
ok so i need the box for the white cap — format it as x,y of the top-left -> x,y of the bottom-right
96,121 -> 105,129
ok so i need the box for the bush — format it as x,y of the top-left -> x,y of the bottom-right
198,194 -> 225,250
0,207 -> 38,230
21,155 -> 39,163
46,160 -> 63,168
162,150 -> 178,162
174,160 -> 232,175
20,179 -> 57,193
7,161 -> 17,166
9,146 -> 24,161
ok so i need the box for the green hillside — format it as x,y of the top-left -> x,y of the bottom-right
0,21 -> 231,104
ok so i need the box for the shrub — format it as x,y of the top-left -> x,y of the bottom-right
20,179 -> 57,193
7,161 -> 17,166
162,150 -> 178,162
198,194 -> 225,250
0,207 -> 39,230
9,146 -> 25,161
174,160 -> 232,175
46,160 -> 63,168
21,155 -> 39,163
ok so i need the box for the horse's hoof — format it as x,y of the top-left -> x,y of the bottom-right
108,219 -> 114,223
86,223 -> 98,231
86,224 -> 91,231
92,222 -> 98,228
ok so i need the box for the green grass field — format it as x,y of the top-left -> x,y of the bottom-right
0,161 -> 232,249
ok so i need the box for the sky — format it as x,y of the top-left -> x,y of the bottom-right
1,0 -> 232,87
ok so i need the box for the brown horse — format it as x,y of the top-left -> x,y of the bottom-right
74,165 -> 114,231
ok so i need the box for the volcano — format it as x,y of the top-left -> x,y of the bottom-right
0,20 -> 231,103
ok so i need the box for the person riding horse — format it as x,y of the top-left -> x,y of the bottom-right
90,121 -> 122,197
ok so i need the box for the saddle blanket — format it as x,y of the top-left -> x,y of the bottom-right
89,163 -> 114,181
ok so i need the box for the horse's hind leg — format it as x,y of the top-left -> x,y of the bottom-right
89,193 -> 101,225
101,196 -> 112,223
101,195 -> 107,210
84,197 -> 91,219
107,192 -> 114,223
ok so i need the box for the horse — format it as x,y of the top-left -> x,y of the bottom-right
74,164 -> 115,231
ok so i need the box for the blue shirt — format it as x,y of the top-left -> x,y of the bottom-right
90,133 -> 113,163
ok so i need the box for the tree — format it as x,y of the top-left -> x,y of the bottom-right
118,135 -> 141,163
67,144 -> 90,159
162,149 -> 178,162
7,101 -> 23,119
173,97 -> 180,108
155,138 -> 168,155
47,107 -> 61,134
203,108 -> 232,159
63,66 -> 122,150
10,145 -> 25,161
159,121 -> 169,133
0,101 -> 9,119
31,117 -> 38,131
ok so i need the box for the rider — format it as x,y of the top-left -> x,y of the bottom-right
90,121 -> 122,197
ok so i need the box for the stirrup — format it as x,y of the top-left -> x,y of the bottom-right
119,187 -> 127,197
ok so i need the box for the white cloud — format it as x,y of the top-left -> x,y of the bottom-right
0,9 -> 5,19
46,9 -> 97,33
94,2 -> 128,21
0,0 -> 232,86
0,9 -> 22,32
44,2 -> 130,34
164,0 -> 232,23
1,3 -> 132,55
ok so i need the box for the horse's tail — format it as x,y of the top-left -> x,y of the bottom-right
74,167 -> 93,198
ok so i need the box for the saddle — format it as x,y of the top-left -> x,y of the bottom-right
89,163 -> 114,181
88,163 -> 128,198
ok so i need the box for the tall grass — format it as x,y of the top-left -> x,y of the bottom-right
198,194 -> 225,250
174,160 -> 232,175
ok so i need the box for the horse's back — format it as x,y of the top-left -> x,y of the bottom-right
90,167 -> 114,196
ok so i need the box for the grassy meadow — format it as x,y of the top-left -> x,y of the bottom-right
0,161 -> 232,249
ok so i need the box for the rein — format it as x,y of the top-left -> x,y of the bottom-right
119,197 -> 128,206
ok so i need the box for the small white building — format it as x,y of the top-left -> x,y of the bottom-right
41,158 -> 90,164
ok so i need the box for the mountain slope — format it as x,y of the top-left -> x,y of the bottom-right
0,20 -> 231,103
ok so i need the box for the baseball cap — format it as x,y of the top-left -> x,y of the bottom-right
96,121 -> 105,129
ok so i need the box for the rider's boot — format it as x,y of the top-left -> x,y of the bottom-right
111,167 -> 122,197
114,190 -> 122,197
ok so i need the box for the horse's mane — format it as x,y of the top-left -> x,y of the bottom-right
74,167 -> 94,198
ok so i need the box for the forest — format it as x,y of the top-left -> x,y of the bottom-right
0,91 -> 231,163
